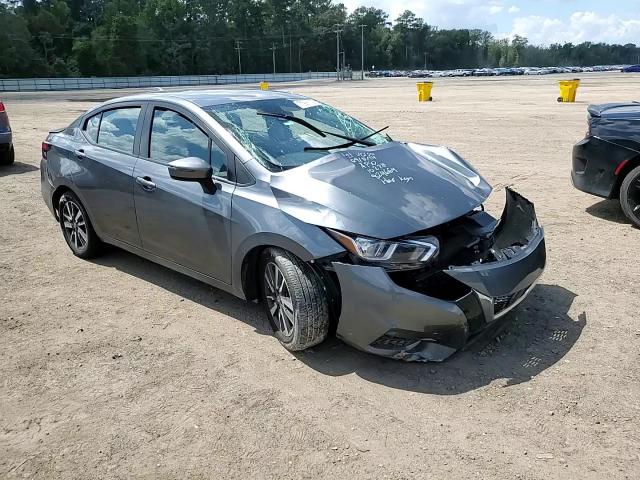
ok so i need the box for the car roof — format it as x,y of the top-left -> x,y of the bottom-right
103,89 -> 307,108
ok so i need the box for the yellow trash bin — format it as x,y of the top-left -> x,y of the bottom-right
557,79 -> 580,102
416,82 -> 433,102
259,81 -> 269,91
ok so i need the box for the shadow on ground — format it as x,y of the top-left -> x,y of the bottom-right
93,250 -> 584,395
0,162 -> 39,178
586,199 -> 629,225
298,284 -> 584,394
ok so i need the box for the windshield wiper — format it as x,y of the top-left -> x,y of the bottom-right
303,126 -> 389,152
256,111 -> 379,147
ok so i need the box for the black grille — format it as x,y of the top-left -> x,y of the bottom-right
494,288 -> 528,315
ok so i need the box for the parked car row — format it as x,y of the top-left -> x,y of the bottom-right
368,65 -> 627,79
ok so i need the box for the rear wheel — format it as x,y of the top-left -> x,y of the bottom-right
260,248 -> 329,351
620,165 -> 640,228
0,145 -> 14,165
58,192 -> 103,258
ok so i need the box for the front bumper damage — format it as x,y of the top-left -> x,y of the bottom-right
333,189 -> 546,362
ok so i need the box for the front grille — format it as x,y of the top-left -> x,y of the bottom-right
494,288 -> 528,315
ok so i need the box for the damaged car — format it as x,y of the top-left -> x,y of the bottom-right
572,102 -> 640,227
41,90 -> 545,362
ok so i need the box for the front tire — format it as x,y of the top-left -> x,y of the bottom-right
58,192 -> 103,258
620,165 -> 640,228
260,248 -> 329,351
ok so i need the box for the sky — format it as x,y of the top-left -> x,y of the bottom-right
342,0 -> 640,45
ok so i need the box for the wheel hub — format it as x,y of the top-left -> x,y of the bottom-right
264,262 -> 295,337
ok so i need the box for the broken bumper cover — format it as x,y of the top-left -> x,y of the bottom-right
333,190 -> 546,362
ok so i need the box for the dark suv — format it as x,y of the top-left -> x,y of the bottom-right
0,100 -> 14,165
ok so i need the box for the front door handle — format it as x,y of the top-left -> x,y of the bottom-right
74,149 -> 87,160
136,176 -> 156,191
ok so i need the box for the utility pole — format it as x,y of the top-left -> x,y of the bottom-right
234,40 -> 243,74
424,52 -> 427,69
269,42 -> 277,75
359,24 -> 366,80
333,24 -> 342,80
289,32 -> 292,73
298,40 -> 304,73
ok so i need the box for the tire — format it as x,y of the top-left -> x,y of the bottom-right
0,145 -> 14,165
58,191 -> 103,258
260,248 -> 329,351
619,165 -> 640,228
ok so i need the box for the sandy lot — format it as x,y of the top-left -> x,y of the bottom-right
1,73 -> 639,479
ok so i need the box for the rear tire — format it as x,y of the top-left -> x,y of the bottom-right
0,145 -> 14,165
260,248 -> 329,351
620,165 -> 640,228
58,191 -> 103,258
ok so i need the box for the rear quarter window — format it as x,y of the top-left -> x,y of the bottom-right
84,113 -> 101,143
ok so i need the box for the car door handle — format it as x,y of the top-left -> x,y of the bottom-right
74,149 -> 87,160
136,176 -> 156,191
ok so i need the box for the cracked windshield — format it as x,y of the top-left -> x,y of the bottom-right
204,98 -> 389,170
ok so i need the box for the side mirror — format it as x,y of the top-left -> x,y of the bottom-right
167,157 -> 212,181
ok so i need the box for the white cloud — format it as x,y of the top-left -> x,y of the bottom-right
340,0 -> 505,31
508,6 -> 520,14
509,12 -> 640,45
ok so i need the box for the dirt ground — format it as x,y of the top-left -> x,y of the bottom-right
1,73 -> 639,479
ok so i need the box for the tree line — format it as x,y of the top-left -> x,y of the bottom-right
1,0 -> 639,78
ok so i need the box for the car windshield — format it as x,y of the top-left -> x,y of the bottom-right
203,98 -> 390,171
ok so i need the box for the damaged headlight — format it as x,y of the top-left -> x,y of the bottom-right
327,229 -> 439,270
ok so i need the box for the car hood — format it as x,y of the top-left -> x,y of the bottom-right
269,141 -> 492,239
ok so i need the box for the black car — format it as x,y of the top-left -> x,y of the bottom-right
572,102 -> 640,227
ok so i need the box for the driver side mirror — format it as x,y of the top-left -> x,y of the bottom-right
167,157 -> 213,181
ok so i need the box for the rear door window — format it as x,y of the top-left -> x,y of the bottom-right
97,107 -> 141,154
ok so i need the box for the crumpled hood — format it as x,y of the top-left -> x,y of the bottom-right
269,142 -> 492,239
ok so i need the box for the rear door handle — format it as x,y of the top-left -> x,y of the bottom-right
74,149 -> 87,160
136,176 -> 156,191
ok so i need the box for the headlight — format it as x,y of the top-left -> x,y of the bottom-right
327,229 -> 439,270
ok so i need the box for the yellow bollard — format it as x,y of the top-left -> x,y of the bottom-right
416,82 -> 433,102
557,79 -> 580,102
259,81 -> 269,91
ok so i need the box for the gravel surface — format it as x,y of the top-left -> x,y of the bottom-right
1,73 -> 639,479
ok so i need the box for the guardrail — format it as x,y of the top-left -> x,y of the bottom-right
0,72 -> 337,92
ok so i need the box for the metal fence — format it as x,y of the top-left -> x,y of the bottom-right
0,72 -> 337,92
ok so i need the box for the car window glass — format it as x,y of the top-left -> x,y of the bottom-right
210,141 -> 228,178
97,107 -> 140,154
150,109 -> 228,178
150,109 -> 209,162
84,113 -> 101,143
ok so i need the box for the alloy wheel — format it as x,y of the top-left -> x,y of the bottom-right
628,175 -> 640,221
264,262 -> 295,337
61,200 -> 88,251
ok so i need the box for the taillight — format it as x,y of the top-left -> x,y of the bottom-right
0,102 -> 5,113
42,141 -> 51,159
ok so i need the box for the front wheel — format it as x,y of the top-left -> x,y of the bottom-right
620,165 -> 640,228
260,248 -> 330,351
